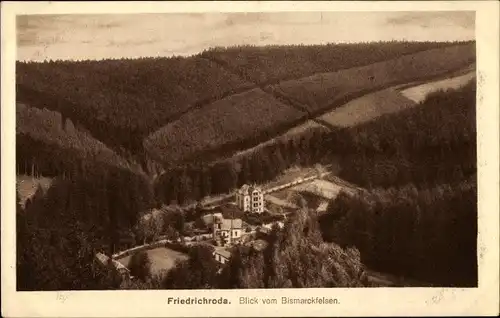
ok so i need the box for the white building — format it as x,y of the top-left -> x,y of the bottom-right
213,217 -> 243,246
213,248 -> 231,264
236,184 -> 264,213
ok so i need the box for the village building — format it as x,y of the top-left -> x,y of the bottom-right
95,252 -> 131,279
236,184 -> 264,213
213,217 -> 243,246
213,248 -> 231,264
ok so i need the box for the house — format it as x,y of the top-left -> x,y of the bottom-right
236,184 -> 264,213
213,248 -> 231,264
213,217 -> 243,246
95,252 -> 131,279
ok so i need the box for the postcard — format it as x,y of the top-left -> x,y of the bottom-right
2,1 -> 499,317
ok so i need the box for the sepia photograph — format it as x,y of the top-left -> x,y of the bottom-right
2,1 -> 499,317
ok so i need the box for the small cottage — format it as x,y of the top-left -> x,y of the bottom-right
213,248 -> 231,264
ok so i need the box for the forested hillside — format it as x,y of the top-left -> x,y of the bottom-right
17,57 -> 253,157
16,41 -> 474,170
153,126 -> 332,205
144,88 -> 306,165
200,41 -> 467,84
271,44 -> 475,115
335,80 -> 476,188
315,81 -> 477,286
17,104 -> 140,178
319,178 -> 477,287
153,80 -> 476,206
17,163 -> 154,290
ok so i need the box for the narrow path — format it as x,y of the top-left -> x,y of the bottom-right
313,117 -> 340,131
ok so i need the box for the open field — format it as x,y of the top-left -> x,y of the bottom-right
269,175 -> 356,209
291,179 -> 344,200
116,247 -> 188,277
318,69 -> 476,128
400,71 -> 476,103
201,41 -> 464,85
267,183 -> 332,212
271,44 -> 475,115
264,194 -> 299,209
270,188 -> 295,201
144,88 -> 307,164
318,87 -> 415,128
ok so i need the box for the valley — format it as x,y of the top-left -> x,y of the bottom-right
16,40 -> 478,290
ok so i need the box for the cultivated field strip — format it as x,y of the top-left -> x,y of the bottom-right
200,56 -> 332,134
271,43 -> 476,116
316,67 -> 476,128
144,88 -> 307,164
400,71 -> 476,103
317,87 -> 416,128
